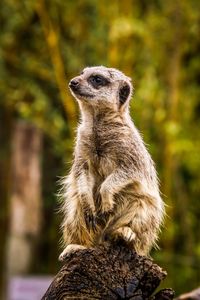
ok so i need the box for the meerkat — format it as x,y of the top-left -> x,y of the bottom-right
59,66 -> 164,261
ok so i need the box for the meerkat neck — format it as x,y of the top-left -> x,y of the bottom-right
78,102 -> 129,126
78,102 -> 95,125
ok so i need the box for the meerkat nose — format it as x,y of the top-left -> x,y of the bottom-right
69,79 -> 79,88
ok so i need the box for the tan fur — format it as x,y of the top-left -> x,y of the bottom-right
59,66 -> 164,260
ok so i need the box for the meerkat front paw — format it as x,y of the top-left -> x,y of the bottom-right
59,244 -> 86,261
99,187 -> 114,213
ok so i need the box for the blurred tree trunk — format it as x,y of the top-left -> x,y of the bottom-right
35,0 -> 77,138
6,121 -> 42,275
0,107 -> 12,300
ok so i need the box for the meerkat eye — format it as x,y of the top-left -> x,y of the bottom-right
90,75 -> 104,85
95,76 -> 103,83
88,75 -> 110,89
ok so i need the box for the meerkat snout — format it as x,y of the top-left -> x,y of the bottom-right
69,78 -> 79,88
69,78 -> 80,93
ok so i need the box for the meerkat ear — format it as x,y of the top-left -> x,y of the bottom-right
119,82 -> 131,106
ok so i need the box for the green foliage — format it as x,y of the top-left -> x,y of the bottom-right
1,0 -> 200,294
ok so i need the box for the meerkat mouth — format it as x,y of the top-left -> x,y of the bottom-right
70,87 -> 94,99
78,91 -> 94,98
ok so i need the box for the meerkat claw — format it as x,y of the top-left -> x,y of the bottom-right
84,210 -> 97,232
96,193 -> 102,210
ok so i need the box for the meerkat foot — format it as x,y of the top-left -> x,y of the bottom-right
59,244 -> 86,261
114,226 -> 136,243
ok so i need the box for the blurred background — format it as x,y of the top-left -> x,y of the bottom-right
0,0 -> 200,298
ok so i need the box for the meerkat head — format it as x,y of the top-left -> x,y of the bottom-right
68,66 -> 133,112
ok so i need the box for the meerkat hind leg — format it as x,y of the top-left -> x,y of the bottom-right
59,244 -> 86,261
113,226 -> 136,245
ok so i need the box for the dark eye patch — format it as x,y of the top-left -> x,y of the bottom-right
88,74 -> 110,89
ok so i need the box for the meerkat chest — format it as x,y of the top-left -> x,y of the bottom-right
90,137 -> 117,177
79,126 -> 118,176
